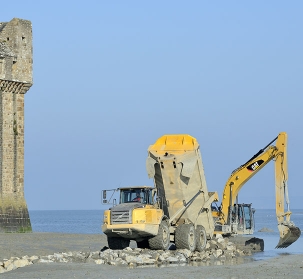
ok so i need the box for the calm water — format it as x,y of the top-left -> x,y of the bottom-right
29,209 -> 303,260
29,210 -> 104,235
252,209 -> 303,260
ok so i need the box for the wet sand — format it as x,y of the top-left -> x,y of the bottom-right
0,233 -> 302,279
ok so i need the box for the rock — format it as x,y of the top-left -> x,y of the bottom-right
29,255 -> 39,262
5,263 -> 16,272
244,250 -> 252,256
91,252 -> 100,259
167,256 -> 179,263
217,241 -> 227,250
213,249 -> 223,258
0,266 -> 5,273
197,251 -> 208,260
13,259 -> 31,268
128,262 -> 137,268
3,260 -> 12,268
62,252 -> 73,257
133,256 -> 145,265
158,255 -> 167,262
95,259 -> 105,264
177,249 -> 192,258
124,255 -> 138,264
216,234 -> 223,240
53,253 -> 64,261
114,258 -> 128,266
224,250 -> 235,259
123,247 -> 133,251
235,249 -> 244,257
143,258 -> 156,265
140,254 -> 152,261
209,240 -> 218,249
226,242 -> 236,251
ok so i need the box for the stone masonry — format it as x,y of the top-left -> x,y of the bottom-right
0,18 -> 32,232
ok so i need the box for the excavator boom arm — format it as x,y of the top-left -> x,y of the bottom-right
275,132 -> 288,222
220,144 -> 278,222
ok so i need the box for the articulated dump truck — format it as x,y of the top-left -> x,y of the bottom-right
102,135 -> 217,251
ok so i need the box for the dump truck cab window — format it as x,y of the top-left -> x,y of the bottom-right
120,189 -> 153,204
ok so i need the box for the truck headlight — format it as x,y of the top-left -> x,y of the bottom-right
103,214 -> 108,224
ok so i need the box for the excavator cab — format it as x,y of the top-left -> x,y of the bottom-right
229,204 -> 255,234
214,203 -> 255,235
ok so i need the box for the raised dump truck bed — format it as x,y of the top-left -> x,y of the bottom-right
146,134 -> 216,241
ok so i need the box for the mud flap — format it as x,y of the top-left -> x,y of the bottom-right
276,224 -> 301,248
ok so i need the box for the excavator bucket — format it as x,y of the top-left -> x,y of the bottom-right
276,224 -> 301,248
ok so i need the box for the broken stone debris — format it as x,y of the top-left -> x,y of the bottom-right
0,236 -> 255,274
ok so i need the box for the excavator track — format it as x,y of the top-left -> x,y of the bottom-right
276,225 -> 301,249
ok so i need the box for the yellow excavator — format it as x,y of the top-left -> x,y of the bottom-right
212,132 -> 301,248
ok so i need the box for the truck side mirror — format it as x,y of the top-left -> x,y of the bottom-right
101,189 -> 118,205
102,190 -> 108,204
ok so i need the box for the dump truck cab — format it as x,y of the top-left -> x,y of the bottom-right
102,186 -> 165,249
119,186 -> 154,204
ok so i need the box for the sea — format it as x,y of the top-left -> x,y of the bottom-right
29,209 -> 303,261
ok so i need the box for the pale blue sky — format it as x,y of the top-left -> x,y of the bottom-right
2,1 -> 303,210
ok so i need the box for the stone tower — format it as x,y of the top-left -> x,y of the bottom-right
0,18 -> 32,232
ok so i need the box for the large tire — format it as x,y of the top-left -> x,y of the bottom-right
175,224 -> 196,252
148,220 -> 170,250
136,239 -> 150,249
107,237 -> 130,250
195,225 -> 207,252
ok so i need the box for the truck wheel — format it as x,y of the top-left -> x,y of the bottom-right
175,224 -> 196,251
136,239 -> 150,249
107,237 -> 130,250
148,220 -> 170,250
195,225 -> 207,251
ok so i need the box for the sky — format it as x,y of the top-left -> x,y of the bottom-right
2,1 -> 303,210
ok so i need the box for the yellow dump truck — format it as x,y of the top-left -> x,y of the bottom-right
102,135 -> 217,251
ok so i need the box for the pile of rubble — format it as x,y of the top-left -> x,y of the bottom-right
0,235 -> 254,274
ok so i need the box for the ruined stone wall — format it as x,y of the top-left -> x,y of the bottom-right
0,18 -> 32,232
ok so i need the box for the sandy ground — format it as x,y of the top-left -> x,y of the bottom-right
0,233 -> 302,279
